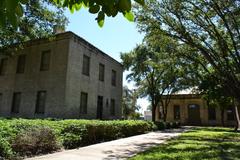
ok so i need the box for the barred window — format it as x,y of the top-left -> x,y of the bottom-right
11,92 -> 21,113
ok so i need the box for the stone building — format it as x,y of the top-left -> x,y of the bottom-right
156,94 -> 237,126
0,32 -> 123,119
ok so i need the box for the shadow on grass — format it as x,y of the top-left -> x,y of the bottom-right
129,127 -> 240,160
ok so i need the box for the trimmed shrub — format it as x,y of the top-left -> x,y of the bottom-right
11,127 -> 61,156
154,121 -> 165,130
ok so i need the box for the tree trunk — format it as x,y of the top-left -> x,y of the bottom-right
163,112 -> 167,122
221,109 -> 225,127
234,103 -> 240,132
152,101 -> 156,122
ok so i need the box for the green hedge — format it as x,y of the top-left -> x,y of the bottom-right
0,119 -> 156,159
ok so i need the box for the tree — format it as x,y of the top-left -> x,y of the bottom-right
122,86 -> 140,119
121,35 -> 189,122
134,0 -> 240,130
0,0 -> 145,28
0,0 -> 68,50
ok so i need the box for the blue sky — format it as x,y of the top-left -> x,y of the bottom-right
65,9 -> 149,113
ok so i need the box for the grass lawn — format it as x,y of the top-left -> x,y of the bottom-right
130,127 -> 240,160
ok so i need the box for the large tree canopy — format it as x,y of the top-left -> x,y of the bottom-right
134,0 -> 240,101
0,0 -> 68,50
133,0 -> 240,129
0,0 -> 145,28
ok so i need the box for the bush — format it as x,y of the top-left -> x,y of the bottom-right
0,136 -> 13,159
0,119 -> 155,159
11,126 -> 61,156
154,121 -> 165,130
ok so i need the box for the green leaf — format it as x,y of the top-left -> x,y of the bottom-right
118,0 -> 131,12
124,11 -> 134,22
96,11 -> 105,27
98,19 -> 104,27
134,0 -> 145,6
20,0 -> 29,4
15,5 -> 23,17
89,5 -> 100,14
74,3 -> 82,11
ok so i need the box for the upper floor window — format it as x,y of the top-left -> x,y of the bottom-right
35,91 -> 47,114
16,55 -> 26,73
11,92 -> 21,113
99,63 -> 105,81
110,99 -> 115,116
40,50 -> 51,71
111,70 -> 116,86
174,105 -> 180,120
208,106 -> 216,120
82,55 -> 90,76
80,92 -> 88,114
0,58 -> 8,75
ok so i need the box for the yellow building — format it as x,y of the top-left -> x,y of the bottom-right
156,94 -> 237,126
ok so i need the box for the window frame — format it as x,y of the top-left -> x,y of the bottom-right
11,92 -> 21,114
0,58 -> 8,75
99,63 -> 105,81
35,91 -> 47,114
80,92 -> 88,114
82,55 -> 90,76
16,54 -> 26,74
111,70 -> 117,86
40,50 -> 51,71
173,105 -> 180,120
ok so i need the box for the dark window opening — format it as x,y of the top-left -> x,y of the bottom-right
82,55 -> 90,76
40,50 -> 51,71
80,92 -> 88,114
11,92 -> 21,113
0,58 -> 8,75
16,55 -> 26,73
35,91 -> 46,114
111,70 -> 116,86
227,106 -> 234,121
174,105 -> 180,120
99,63 -> 105,81
208,106 -> 216,120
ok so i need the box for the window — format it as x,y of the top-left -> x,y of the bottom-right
99,63 -> 105,81
40,50 -> 51,71
111,70 -> 116,86
11,92 -> 21,113
110,99 -> 115,116
0,93 -> 2,109
82,55 -> 90,76
80,92 -> 88,114
0,58 -> 8,75
208,106 -> 216,120
35,91 -> 46,114
174,105 -> 180,120
16,55 -> 26,73
227,106 -> 234,121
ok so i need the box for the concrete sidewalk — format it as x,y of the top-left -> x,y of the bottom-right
27,127 -> 189,160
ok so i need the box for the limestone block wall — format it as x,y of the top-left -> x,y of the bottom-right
65,34 -> 123,119
0,37 -> 69,118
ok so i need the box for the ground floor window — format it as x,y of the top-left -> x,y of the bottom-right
11,92 -> 21,113
35,91 -> 46,114
174,105 -> 180,120
208,106 -> 216,120
227,106 -> 234,121
80,92 -> 88,114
